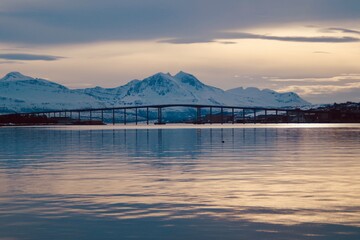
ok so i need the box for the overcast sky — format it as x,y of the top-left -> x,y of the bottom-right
0,0 -> 359,103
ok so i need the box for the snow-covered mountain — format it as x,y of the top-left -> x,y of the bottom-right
226,87 -> 309,107
0,71 -> 310,114
0,72 -> 104,113
79,71 -> 234,106
79,71 -> 309,107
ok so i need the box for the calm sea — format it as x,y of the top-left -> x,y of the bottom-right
0,124 -> 359,240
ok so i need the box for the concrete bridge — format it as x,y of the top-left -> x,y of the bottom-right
1,104 -> 325,125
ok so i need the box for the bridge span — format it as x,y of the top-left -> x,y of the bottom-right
1,104 -> 325,125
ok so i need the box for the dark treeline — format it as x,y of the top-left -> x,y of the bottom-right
314,102 -> 360,123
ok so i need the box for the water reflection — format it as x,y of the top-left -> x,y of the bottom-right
0,125 -> 359,240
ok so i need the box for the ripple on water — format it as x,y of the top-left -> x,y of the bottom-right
0,125 -> 359,239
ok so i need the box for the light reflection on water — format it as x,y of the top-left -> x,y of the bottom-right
0,124 -> 359,240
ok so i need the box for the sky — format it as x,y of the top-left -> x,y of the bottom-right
0,0 -> 359,104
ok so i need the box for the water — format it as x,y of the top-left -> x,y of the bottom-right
0,124 -> 359,240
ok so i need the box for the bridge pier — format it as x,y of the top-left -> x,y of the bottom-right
221,107 -> 224,124
264,109 -> 267,123
146,107 -> 149,125
112,109 -> 115,125
157,107 -> 163,124
124,109 -> 127,125
232,108 -> 235,124
243,109 -> 245,124
253,109 -> 256,124
209,107 -> 213,124
196,107 -> 201,124
135,108 -> 138,125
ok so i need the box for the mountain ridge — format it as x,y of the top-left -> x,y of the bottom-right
0,71 -> 310,113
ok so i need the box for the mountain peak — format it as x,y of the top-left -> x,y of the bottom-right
1,72 -> 34,81
174,71 -> 193,78
151,72 -> 172,78
174,71 -> 205,89
144,72 -> 176,85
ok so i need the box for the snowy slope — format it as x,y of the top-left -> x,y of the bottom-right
0,72 -> 104,113
81,72 -> 236,106
77,79 -> 141,107
119,72 -> 233,105
0,71 -> 311,114
172,71 -> 233,105
226,87 -> 310,107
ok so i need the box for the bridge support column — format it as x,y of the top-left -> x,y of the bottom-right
157,107 -> 162,124
253,109 -> 256,124
135,108 -> 138,125
112,109 -> 115,125
101,110 -> 104,123
221,107 -> 224,124
209,107 -> 213,124
90,111 -> 92,121
78,112 -> 80,121
265,109 -> 267,123
232,108 -> 235,124
243,109 -> 245,124
124,109 -> 127,125
146,107 -> 149,125
196,107 -> 201,124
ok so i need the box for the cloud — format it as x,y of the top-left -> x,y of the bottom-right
323,27 -> 360,35
223,32 -> 360,43
0,60 -> 23,64
272,74 -> 360,103
161,32 -> 360,44
278,84 -> 360,104
0,53 -> 64,61
0,0 -> 360,45
269,74 -> 360,83
313,51 -> 331,54
251,35 -> 359,43
217,41 -> 237,45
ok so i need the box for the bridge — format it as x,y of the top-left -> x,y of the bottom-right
0,104 -> 327,125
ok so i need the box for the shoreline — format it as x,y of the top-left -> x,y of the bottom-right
2,123 -> 360,130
